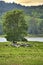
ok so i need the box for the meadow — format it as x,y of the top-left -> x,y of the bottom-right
0,41 -> 43,65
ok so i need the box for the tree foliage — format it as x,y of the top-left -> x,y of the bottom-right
3,10 -> 27,41
28,17 -> 38,34
39,20 -> 43,34
0,23 -> 3,35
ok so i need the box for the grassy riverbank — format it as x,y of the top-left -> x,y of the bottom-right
0,41 -> 43,65
27,34 -> 43,37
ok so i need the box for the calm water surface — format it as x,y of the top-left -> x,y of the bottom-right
0,37 -> 7,42
25,37 -> 43,42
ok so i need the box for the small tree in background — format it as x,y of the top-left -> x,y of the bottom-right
28,17 -> 38,34
39,20 -> 43,34
3,10 -> 27,42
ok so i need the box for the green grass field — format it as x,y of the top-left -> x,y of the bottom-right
0,41 -> 43,65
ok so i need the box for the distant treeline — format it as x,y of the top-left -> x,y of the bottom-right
0,1 -> 43,17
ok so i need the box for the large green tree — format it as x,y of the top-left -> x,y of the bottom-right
3,10 -> 27,41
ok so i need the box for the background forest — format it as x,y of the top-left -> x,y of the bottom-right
0,1 -> 43,36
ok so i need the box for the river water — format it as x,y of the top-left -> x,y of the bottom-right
0,37 -> 7,42
0,37 -> 43,42
25,37 -> 43,42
